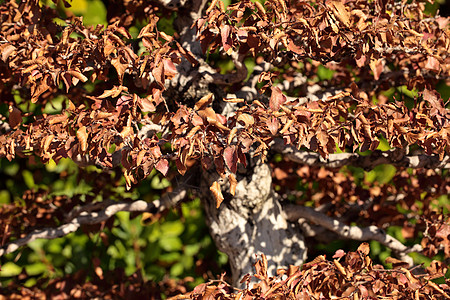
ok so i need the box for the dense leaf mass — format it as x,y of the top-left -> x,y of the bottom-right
0,0 -> 449,192
178,245 -> 450,299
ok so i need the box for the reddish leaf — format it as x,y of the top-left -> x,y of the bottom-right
423,89 -> 443,109
221,24 -> 233,54
155,159 -> 169,176
270,86 -> 286,111
369,58 -> 384,80
333,249 -> 346,259
316,129 -> 329,148
287,40 -> 303,54
425,56 -> 440,72
163,58 -> 177,78
224,146 -> 238,173
152,62 -> 164,87
1,44 -> 16,62
266,116 -> 279,135
138,96 -> 156,112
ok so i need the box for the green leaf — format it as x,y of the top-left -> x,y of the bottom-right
25,263 -> 47,276
22,170 -> 35,189
160,221 -> 184,237
159,252 -> 181,263
170,262 -> 184,277
0,190 -> 10,204
317,65 -> 335,81
159,236 -> 183,252
366,165 -> 396,184
184,244 -> 201,256
0,262 -> 23,277
151,176 -> 171,189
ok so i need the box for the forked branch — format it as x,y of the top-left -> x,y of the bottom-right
0,188 -> 187,257
284,204 -> 422,265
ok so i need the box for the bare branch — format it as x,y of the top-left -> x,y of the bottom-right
232,61 -> 271,101
0,188 -> 188,257
207,52 -> 248,85
272,140 -> 450,169
284,204 -> 422,265
0,120 -> 11,133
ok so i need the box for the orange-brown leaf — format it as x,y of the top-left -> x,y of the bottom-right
194,93 -> 214,110
210,181 -> 224,208
76,126 -> 88,153
228,173 -> 237,196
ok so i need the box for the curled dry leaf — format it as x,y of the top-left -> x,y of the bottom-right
76,126 -> 88,153
228,173 -> 237,196
237,113 -> 254,127
210,181 -> 224,208
194,93 -> 214,110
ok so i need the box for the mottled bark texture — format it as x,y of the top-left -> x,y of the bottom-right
200,161 -> 307,286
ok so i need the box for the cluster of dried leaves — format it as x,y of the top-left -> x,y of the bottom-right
0,268 -> 193,299
198,0 -> 448,86
0,0 -> 182,104
178,244 -> 449,300
1,1 -> 449,201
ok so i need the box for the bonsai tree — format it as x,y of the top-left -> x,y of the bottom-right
0,0 -> 449,298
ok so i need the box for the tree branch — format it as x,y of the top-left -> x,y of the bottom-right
206,52 -> 248,85
272,140 -> 450,169
284,204 -> 422,265
0,188 -> 187,257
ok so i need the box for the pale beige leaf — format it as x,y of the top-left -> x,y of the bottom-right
237,113 -> 254,127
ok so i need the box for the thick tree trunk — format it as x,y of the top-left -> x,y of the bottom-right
200,161 -> 307,287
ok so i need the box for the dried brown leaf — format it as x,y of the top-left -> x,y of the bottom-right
210,181 -> 224,208
8,106 -> 22,129
76,126 -> 88,153
270,86 -> 286,111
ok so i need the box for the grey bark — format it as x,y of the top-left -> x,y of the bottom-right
199,161 -> 307,287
